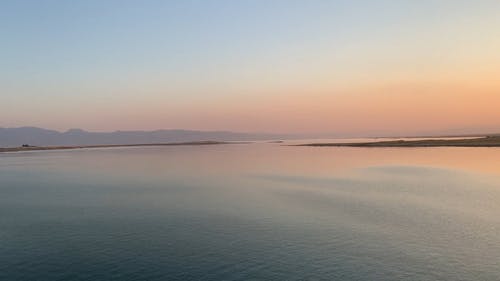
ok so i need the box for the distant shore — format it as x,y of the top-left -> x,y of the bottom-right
0,141 -> 238,153
3,136 -> 500,152
296,136 -> 500,147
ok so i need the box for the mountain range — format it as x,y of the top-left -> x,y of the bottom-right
2,126 -> 498,148
0,127 -> 291,147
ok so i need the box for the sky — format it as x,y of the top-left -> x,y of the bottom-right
1,0 -> 499,136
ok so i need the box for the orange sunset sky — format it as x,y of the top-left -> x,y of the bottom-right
2,1 -> 499,136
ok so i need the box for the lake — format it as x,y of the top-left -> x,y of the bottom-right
1,142 -> 500,280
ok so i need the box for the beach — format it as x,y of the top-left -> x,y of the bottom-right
297,136 -> 500,147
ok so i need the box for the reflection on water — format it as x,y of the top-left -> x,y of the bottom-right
1,143 -> 500,280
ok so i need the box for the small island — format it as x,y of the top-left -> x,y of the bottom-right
0,141 -> 236,153
297,136 -> 500,147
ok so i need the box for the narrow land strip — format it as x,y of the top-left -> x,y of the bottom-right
0,141 -> 240,153
297,136 -> 500,147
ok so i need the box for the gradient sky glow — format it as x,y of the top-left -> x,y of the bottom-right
2,0 -> 500,135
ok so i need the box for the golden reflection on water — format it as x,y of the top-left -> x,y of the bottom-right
4,142 -> 499,180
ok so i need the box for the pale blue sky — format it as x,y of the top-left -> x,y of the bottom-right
2,0 -> 499,134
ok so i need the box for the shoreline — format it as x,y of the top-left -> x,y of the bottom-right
295,136 -> 500,147
3,136 -> 500,152
0,141 -> 242,153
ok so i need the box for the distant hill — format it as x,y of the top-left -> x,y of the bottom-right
0,127 -> 290,147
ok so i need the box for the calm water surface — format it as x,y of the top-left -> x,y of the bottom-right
1,143 -> 500,280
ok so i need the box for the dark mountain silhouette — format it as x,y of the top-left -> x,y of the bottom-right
0,127 -> 291,147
